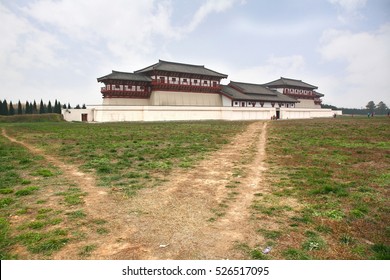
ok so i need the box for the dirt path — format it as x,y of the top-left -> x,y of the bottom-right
1,128 -> 133,259
100,121 -> 268,259
2,122 -> 268,259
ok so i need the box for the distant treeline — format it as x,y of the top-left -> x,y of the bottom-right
0,100 -> 86,116
322,101 -> 389,115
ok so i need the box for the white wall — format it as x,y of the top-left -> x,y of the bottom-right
280,108 -> 342,119
150,91 -> 222,106
62,106 -> 342,122
61,109 -> 93,122
295,99 -> 321,109
102,98 -> 150,106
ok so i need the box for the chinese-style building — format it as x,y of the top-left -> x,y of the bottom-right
63,59 -> 341,122
264,77 -> 324,108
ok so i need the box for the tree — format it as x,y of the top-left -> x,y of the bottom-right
75,104 -> 81,109
62,104 -> 67,109
0,100 -> 5,115
33,100 -> 38,114
39,99 -> 45,114
17,101 -> 23,114
9,101 -> 15,115
67,103 -> 71,109
82,104 -> 86,109
47,101 -> 53,113
56,102 -> 62,114
375,101 -> 388,115
366,101 -> 375,113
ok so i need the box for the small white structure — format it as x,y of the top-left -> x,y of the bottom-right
62,60 -> 341,122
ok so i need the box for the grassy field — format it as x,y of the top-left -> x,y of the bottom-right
0,120 -> 249,258
0,117 -> 389,259
253,117 -> 389,259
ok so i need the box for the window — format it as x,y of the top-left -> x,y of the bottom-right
203,80 -> 208,85
183,78 -> 188,83
115,85 -> 120,89
172,78 -> 176,82
194,79 -> 198,84
160,77 -> 165,83
212,81 -> 217,87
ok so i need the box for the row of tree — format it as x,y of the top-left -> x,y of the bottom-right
322,101 -> 389,115
0,100 -> 86,116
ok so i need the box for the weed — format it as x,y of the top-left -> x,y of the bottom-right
79,244 -> 97,257
0,198 -> 15,208
66,210 -> 86,219
96,227 -> 109,235
250,249 -> 269,260
0,188 -> 14,194
371,244 -> 390,260
34,169 -> 54,177
282,248 -> 311,260
15,186 -> 40,197
340,234 -> 355,245
257,229 -> 282,240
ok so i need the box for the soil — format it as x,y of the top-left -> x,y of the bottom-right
2,121 -> 269,260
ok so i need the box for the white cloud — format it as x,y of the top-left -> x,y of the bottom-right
22,0 -> 176,57
328,0 -> 367,22
230,55 -> 306,84
184,0 -> 241,32
319,24 -> 390,107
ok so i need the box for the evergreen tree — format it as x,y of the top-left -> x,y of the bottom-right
0,100 -> 5,115
47,101 -> 53,113
57,102 -> 62,114
39,99 -> 45,114
54,100 -> 59,114
62,104 -> 67,109
67,103 -> 71,109
82,104 -> 86,109
25,101 -> 31,114
75,104 -> 81,109
17,101 -> 23,114
9,101 -> 15,115
33,100 -> 38,114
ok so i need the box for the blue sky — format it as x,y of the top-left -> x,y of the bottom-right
1,0 -> 389,108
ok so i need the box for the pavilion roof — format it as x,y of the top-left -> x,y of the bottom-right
97,71 -> 152,82
135,60 -> 228,78
221,84 -> 298,103
265,77 -> 318,89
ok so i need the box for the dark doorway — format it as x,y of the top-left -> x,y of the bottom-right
276,109 -> 280,119
81,114 -> 88,122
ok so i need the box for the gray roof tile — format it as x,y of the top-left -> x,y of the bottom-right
265,77 -> 318,89
221,85 -> 298,103
135,60 -> 228,78
97,71 -> 152,82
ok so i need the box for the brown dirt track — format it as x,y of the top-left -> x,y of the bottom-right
2,121 -> 268,260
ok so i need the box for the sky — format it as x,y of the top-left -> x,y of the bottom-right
1,0 -> 389,108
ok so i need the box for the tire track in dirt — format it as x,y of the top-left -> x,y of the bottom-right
1,128 -> 133,259
104,121 -> 268,260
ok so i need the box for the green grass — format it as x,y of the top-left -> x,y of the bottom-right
3,121 -> 249,196
1,118 -> 388,260
261,117 -> 390,259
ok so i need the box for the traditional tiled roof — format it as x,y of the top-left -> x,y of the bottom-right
229,81 -> 278,96
265,77 -> 318,89
97,71 -> 152,82
221,84 -> 298,103
135,60 -> 228,78
314,91 -> 324,97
